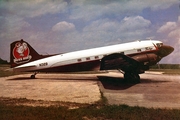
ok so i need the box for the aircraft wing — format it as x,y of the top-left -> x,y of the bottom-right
100,53 -> 141,73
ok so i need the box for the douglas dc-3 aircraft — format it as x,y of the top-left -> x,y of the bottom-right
10,39 -> 174,83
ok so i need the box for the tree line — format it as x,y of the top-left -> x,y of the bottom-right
150,64 -> 180,69
0,58 -> 8,64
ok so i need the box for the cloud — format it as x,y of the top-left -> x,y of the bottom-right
0,15 -> 31,41
1,0 -> 177,21
0,0 -> 67,18
120,16 -> 151,31
52,15 -> 152,52
168,17 -> 180,39
157,16 -> 180,63
150,0 -> 178,11
158,16 -> 180,39
82,16 -> 151,42
83,16 -> 151,32
83,18 -> 118,32
52,21 -> 75,32
157,22 -> 177,33
69,0 -> 178,21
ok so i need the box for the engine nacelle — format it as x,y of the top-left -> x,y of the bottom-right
132,53 -> 160,65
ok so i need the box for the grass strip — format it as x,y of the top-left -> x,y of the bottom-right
1,100 -> 180,120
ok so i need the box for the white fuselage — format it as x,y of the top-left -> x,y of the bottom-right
14,40 -> 162,72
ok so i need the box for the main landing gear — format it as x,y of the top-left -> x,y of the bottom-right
118,69 -> 140,83
30,72 -> 37,79
124,72 -> 140,84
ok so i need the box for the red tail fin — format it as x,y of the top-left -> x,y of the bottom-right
10,39 -> 41,68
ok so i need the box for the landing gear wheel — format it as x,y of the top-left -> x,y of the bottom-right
124,72 -> 140,83
30,75 -> 36,79
30,72 -> 37,79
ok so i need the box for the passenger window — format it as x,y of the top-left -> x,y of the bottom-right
137,49 -> 141,52
77,59 -> 82,62
86,57 -> 90,60
145,47 -> 152,50
95,56 -> 99,59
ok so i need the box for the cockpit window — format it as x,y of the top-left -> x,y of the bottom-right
156,43 -> 163,48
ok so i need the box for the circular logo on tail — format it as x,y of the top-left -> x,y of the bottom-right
13,42 -> 32,64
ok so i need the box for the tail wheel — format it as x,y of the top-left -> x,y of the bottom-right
30,72 -> 37,79
124,72 -> 140,83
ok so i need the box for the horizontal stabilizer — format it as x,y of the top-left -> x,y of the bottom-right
13,65 -> 37,72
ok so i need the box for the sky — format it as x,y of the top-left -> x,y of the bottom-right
0,0 -> 180,63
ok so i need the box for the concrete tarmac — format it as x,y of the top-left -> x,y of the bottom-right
99,71 -> 180,108
0,73 -> 101,104
0,71 -> 180,108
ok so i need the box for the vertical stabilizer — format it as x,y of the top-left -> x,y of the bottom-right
10,39 -> 41,68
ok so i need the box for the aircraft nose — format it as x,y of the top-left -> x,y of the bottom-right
158,45 -> 174,57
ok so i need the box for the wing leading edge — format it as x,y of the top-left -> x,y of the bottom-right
100,53 -> 141,72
